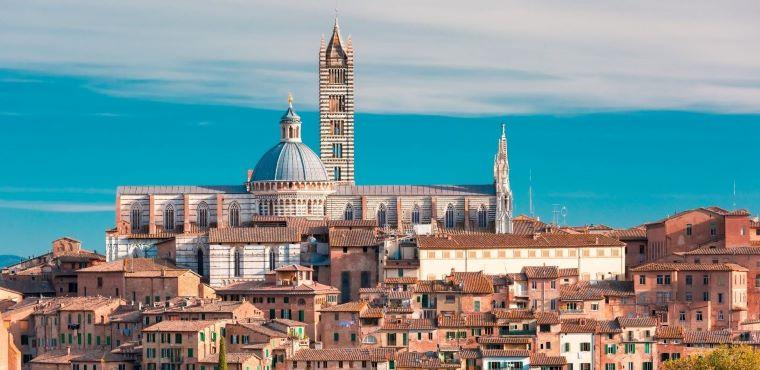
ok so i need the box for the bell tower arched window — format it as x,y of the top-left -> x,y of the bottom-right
411,205 -> 421,225
445,204 -> 455,229
197,202 -> 209,229
478,205 -> 488,228
229,202 -> 240,227
130,203 -> 142,232
163,204 -> 175,231
377,204 -> 388,228
344,204 -> 354,220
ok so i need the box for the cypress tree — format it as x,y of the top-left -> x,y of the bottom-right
218,336 -> 228,370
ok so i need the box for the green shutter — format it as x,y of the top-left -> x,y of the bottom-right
106,336 -> 111,345
87,333 -> 92,345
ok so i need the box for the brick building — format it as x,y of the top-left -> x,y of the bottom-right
142,320 -> 226,370
643,207 -> 751,262
215,265 -> 339,340
632,263 -> 748,330
76,258 -> 209,304
328,227 -> 379,303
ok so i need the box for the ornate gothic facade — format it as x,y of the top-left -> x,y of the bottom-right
105,18 -> 513,286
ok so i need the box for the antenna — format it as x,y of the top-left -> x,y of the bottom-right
552,204 -> 560,226
733,179 -> 737,210
561,206 -> 568,226
529,169 -> 534,218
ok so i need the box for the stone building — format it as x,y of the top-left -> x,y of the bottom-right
104,18 -> 514,287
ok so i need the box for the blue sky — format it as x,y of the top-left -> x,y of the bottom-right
1,1 -> 760,256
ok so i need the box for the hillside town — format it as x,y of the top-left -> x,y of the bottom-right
2,15 -> 760,370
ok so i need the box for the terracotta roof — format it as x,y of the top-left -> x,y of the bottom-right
655,326 -> 684,340
535,312 -> 561,325
290,348 -> 397,362
558,268 -> 579,277
459,349 -> 480,359
199,352 -> 260,364
319,301 -> 366,312
560,280 -> 634,301
512,215 -> 554,235
438,313 -> 496,328
417,233 -> 624,249
530,354 -> 567,366
630,262 -> 748,272
523,266 -> 559,279
359,307 -> 384,319
330,228 -> 378,247
480,349 -> 530,358
606,227 -> 647,240
449,271 -> 495,294
492,309 -> 534,321
32,296 -> 122,314
648,207 -> 749,225
596,320 -> 622,334
384,277 -> 418,284
682,247 -> 760,255
77,258 -> 179,273
617,317 -> 657,328
327,220 -> 377,228
274,264 -> 313,272
396,352 -> 460,369
381,318 -> 436,331
560,319 -> 597,333
216,279 -> 339,295
208,227 -> 301,243
143,319 -> 221,332
477,336 -> 532,344
387,290 -> 413,299
31,350 -> 128,364
684,330 -> 733,344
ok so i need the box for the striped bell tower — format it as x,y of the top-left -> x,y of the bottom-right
319,16 -> 355,184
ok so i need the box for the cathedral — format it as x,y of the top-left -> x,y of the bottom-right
105,18 -> 514,286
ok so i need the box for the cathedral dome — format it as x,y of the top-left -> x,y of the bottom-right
251,97 -> 329,183
252,141 -> 329,182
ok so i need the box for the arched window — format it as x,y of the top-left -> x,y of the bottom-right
445,204 -> 455,228
130,203 -> 142,232
233,248 -> 243,277
164,204 -> 175,231
411,205 -> 421,225
477,205 -> 487,228
197,202 -> 209,229
344,204 -> 354,220
228,202 -> 240,227
377,204 -> 387,228
288,126 -> 294,139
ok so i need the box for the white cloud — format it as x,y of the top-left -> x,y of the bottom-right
0,199 -> 113,213
1,0 -> 759,114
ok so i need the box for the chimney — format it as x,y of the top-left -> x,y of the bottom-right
247,169 -> 254,182
67,346 -> 71,355
595,237 -> 599,245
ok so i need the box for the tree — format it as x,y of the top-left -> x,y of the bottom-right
663,345 -> 760,370
218,336 -> 228,370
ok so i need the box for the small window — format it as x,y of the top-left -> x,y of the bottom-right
477,205 -> 487,228
686,224 -> 692,236
696,311 -> 703,321
411,205 -> 420,225
334,166 -> 342,181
